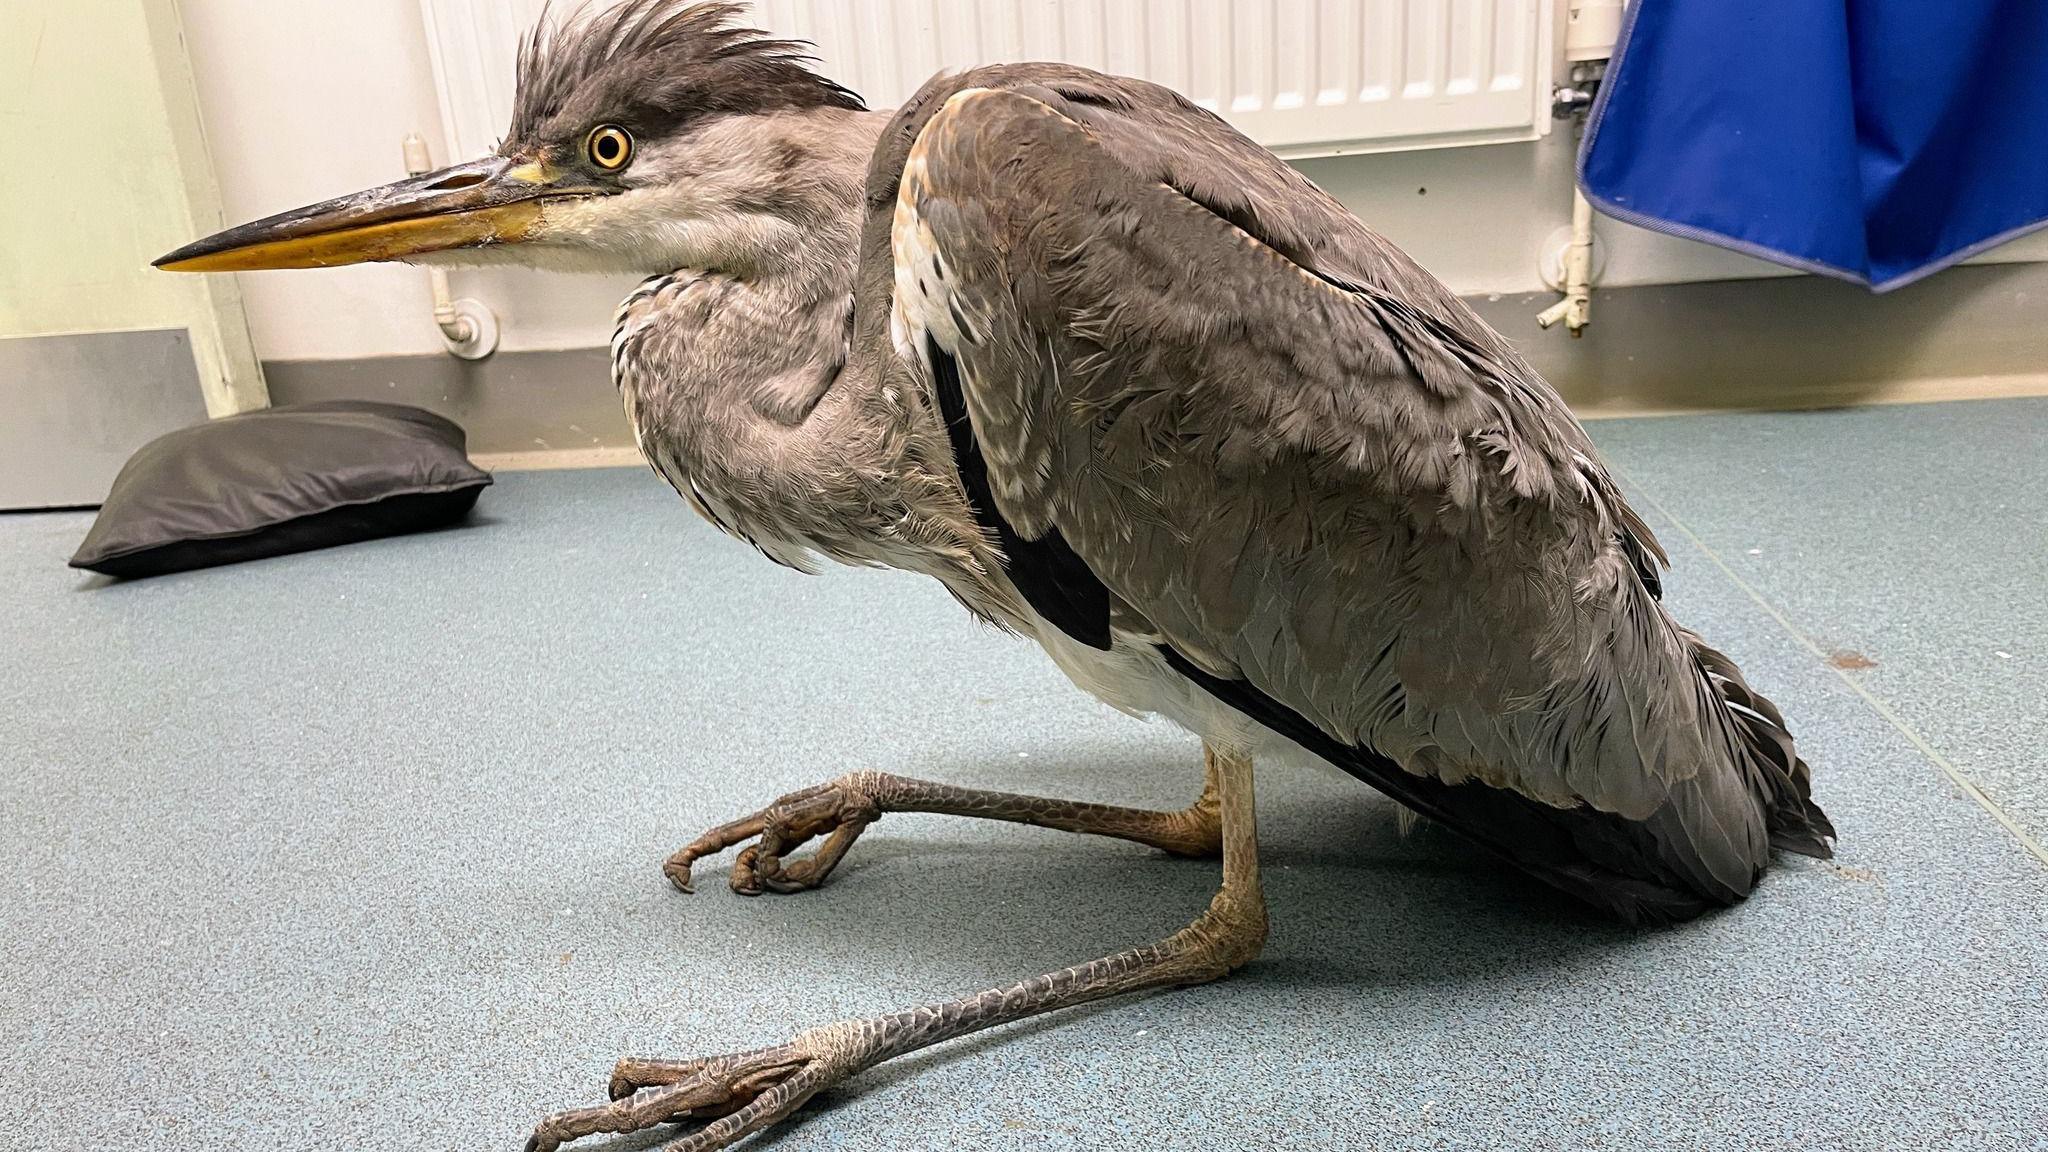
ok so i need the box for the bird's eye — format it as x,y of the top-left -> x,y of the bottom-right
585,125 -> 633,171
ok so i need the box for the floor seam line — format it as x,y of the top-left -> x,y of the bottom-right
1616,470 -> 2048,870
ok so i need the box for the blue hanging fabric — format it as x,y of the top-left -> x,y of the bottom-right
1578,0 -> 2048,292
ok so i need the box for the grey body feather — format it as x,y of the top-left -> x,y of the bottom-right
590,29 -> 1831,919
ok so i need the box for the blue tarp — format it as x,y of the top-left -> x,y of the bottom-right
1578,0 -> 2048,292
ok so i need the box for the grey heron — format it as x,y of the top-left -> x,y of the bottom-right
158,3 -> 1835,1147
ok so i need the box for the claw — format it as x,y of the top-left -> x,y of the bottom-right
663,857 -> 697,894
661,776 -> 879,898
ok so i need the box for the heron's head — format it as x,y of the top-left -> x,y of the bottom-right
157,1 -> 874,277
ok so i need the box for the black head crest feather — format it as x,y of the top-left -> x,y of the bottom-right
505,1 -> 864,149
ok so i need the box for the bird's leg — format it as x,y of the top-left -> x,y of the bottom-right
528,748 -> 1264,1152
665,745 -> 1225,895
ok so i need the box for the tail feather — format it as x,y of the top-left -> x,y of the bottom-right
1167,629 -> 1835,927
1688,632 -> 1836,859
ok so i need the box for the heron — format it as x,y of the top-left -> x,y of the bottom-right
158,3 -> 1835,1148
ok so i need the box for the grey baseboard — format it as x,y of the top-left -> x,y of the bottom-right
1471,261 -> 2048,417
262,263 -> 2048,465
262,346 -> 626,461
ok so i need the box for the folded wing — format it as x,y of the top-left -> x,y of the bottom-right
877,66 -> 1830,921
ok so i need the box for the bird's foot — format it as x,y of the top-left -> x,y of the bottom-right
663,774 -> 881,896
525,1029 -> 868,1152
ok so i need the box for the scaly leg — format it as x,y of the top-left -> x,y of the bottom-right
527,745 -> 1265,1152
666,748 -> 1224,895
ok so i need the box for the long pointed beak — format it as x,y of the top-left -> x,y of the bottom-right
155,156 -> 602,272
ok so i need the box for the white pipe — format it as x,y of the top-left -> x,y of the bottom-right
402,133 -> 499,360
402,135 -> 467,343
1536,185 -> 1596,336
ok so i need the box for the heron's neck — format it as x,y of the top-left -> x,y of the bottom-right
616,109 -> 928,567
665,107 -> 888,284
653,108 -> 888,417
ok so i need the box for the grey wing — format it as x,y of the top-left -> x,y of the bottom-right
879,68 -> 1829,921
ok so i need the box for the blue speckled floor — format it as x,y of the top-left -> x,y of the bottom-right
3,398 -> 2044,1151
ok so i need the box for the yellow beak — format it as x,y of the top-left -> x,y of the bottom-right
155,157 -> 599,272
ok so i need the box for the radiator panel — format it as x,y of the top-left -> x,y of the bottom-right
419,0 -> 1553,161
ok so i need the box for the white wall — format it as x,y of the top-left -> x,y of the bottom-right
4,0 -> 264,413
178,0 -> 2047,364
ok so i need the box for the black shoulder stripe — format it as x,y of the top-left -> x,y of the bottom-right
928,340 -> 1111,649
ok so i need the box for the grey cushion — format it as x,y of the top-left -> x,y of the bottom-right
70,400 -> 491,578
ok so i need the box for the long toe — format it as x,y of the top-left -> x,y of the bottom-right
662,777 -> 880,898
528,1041 -> 846,1152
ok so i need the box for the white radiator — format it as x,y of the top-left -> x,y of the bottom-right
420,0 -> 1554,162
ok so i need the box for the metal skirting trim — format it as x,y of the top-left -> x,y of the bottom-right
0,328 -> 209,509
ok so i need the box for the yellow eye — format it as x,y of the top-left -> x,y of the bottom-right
585,125 -> 633,171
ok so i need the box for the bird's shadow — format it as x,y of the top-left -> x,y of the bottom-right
548,748 -> 1665,1151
